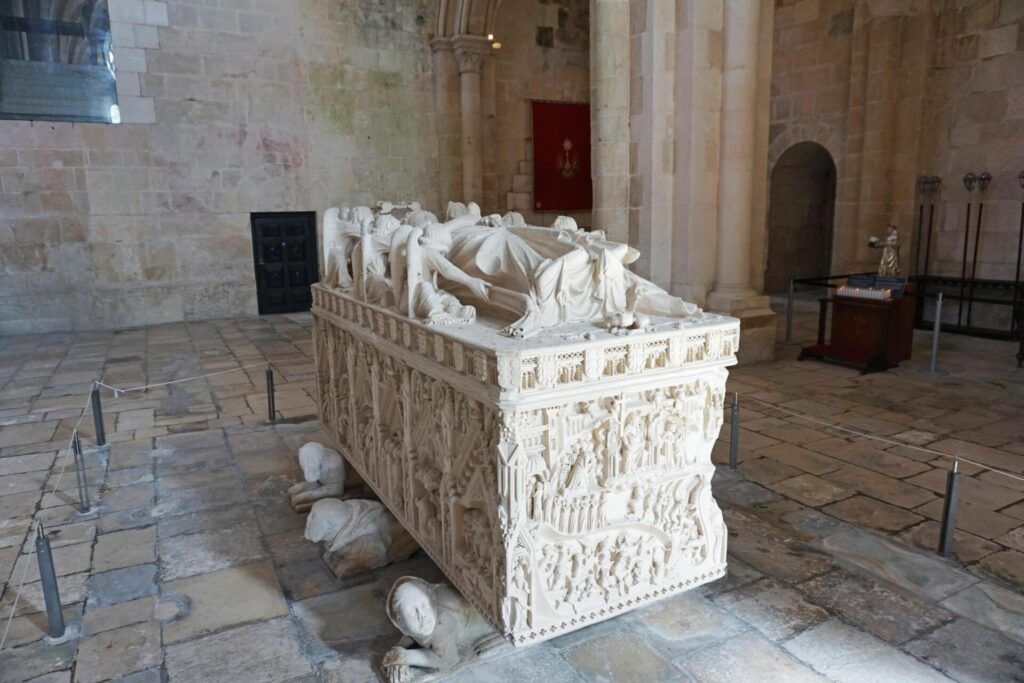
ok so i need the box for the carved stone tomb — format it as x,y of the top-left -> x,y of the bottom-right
312,283 -> 738,646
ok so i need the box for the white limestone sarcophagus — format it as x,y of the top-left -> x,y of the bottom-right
312,280 -> 737,645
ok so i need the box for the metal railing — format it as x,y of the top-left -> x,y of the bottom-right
783,272 -> 876,343
911,274 -> 1024,340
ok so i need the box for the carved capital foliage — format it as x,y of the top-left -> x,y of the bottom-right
451,35 -> 491,74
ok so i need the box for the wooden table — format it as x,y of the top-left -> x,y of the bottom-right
799,294 -> 915,374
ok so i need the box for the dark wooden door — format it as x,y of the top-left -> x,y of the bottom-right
250,212 -> 319,315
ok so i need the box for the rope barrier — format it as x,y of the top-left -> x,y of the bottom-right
1,358 -> 284,651
0,385 -> 93,651
736,394 -> 1024,486
0,520 -> 41,651
94,360 -> 273,396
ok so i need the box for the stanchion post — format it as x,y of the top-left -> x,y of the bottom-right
71,431 -> 90,513
930,292 -> 943,374
266,366 -> 276,423
35,523 -> 66,639
729,393 -> 740,470
785,278 -> 795,343
938,458 -> 960,557
90,384 -> 106,447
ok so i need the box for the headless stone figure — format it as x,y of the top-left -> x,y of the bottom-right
304,498 -> 417,578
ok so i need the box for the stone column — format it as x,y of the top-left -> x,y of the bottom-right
853,0 -> 905,266
590,0 -> 630,243
707,0 -> 761,309
481,52 -> 498,213
453,35 -> 490,205
706,0 -> 776,363
431,37 -> 462,209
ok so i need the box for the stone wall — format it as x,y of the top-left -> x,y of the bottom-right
768,0 -> 1024,295
0,0 -> 439,334
491,0 -> 590,227
921,1 -> 1024,286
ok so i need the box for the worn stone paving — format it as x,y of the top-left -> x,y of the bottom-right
0,312 -> 1022,682
719,304 -> 1024,591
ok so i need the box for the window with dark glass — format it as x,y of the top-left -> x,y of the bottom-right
0,0 -> 118,123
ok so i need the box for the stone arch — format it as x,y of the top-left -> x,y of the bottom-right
764,140 -> 838,294
767,120 -> 845,174
435,0 -> 501,39
763,121 -> 846,285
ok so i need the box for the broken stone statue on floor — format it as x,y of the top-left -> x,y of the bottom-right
289,442 -> 346,512
382,576 -> 503,682
304,498 -> 418,578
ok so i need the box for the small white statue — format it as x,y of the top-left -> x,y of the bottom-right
289,442 -> 346,512
304,498 -> 417,578
381,577 -> 499,682
323,207 -> 356,289
868,224 -> 901,277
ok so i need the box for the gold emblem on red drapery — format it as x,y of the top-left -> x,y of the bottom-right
556,137 -> 579,179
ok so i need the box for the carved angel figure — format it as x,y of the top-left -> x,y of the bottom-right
381,577 -> 498,682
304,498 -> 417,578
322,207 -> 359,289
289,442 -> 346,512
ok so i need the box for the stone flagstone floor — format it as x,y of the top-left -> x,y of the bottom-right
0,310 -> 1022,682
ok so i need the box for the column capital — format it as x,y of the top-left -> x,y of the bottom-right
452,34 -> 491,74
429,36 -> 452,53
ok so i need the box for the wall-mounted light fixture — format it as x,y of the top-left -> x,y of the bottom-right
978,172 -> 992,193
917,174 -> 942,194
963,172 -> 977,192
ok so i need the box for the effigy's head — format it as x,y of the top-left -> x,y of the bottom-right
466,201 -> 482,217
552,215 -> 578,231
502,211 -> 526,227
446,201 -> 467,220
387,577 -> 437,639
304,498 -> 347,543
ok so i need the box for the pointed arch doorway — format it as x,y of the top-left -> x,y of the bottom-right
765,142 -> 837,294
